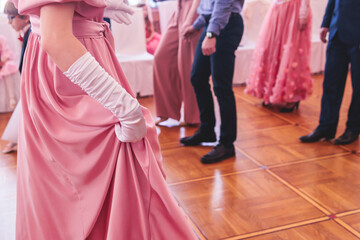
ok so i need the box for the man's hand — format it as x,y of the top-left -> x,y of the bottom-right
320,27 -> 329,43
202,37 -> 216,56
299,18 -> 308,31
183,25 -> 197,41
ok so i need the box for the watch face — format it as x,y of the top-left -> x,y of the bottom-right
206,32 -> 213,38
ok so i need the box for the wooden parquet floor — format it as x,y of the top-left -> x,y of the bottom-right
1,74 -> 360,240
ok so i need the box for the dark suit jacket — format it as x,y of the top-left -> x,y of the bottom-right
19,28 -> 31,74
321,0 -> 360,44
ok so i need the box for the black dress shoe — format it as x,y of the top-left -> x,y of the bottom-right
279,101 -> 300,113
201,144 -> 235,164
180,129 -> 216,146
299,129 -> 334,143
334,131 -> 359,145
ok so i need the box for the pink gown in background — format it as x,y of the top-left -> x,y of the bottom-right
245,0 -> 313,104
146,31 -> 161,55
0,36 -> 20,112
13,0 -> 197,239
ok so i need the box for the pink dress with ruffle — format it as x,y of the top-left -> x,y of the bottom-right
0,36 -> 20,112
0,36 -> 18,79
245,0 -> 313,104
13,0 -> 197,239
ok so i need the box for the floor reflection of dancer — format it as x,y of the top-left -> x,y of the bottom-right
2,0 -> 31,154
13,0 -> 198,239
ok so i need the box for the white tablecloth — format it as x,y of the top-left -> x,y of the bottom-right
116,52 -> 154,97
112,7 -> 154,96
157,0 -> 177,34
240,0 -> 272,46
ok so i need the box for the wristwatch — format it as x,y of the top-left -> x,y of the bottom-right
206,32 -> 217,39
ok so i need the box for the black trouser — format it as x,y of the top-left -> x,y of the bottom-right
317,33 -> 360,135
190,13 -> 244,147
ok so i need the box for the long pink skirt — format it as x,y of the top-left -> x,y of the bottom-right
245,0 -> 313,104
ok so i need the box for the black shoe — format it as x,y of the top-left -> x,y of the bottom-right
299,129 -> 334,143
279,101 -> 300,113
334,131 -> 359,145
180,129 -> 216,146
201,144 -> 235,164
262,101 -> 272,108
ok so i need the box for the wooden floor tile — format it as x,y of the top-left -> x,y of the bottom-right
162,147 -> 258,184
235,125 -> 345,151
170,170 -> 325,240
242,141 -> 347,166
272,155 -> 360,214
235,97 -> 272,120
245,220 -> 359,240
237,115 -> 291,133
138,96 -> 157,120
341,213 -> 360,234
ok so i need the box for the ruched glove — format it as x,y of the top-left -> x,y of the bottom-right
104,0 -> 134,25
64,52 -> 147,143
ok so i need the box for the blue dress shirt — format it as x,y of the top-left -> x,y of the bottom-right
193,0 -> 244,36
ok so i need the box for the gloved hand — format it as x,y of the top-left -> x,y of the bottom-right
64,52 -> 147,143
104,0 -> 134,25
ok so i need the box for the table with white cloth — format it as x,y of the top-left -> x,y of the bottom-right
112,7 -> 154,96
233,0 -> 328,84
157,0 -> 177,34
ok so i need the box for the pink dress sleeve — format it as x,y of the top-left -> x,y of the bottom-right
13,0 -> 106,16
299,0 -> 310,19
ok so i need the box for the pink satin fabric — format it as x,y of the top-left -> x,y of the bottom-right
245,0 -> 313,104
14,0 -> 197,239
153,0 -> 200,124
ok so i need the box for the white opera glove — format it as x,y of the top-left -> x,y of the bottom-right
104,0 -> 134,25
64,52 -> 147,143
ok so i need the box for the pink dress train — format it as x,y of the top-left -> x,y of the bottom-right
245,0 -> 313,104
14,0 -> 197,239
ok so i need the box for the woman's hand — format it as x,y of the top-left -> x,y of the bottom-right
104,0 -> 134,25
183,25 -> 197,41
299,17 -> 307,31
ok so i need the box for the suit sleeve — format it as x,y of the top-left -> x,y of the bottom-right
321,0 -> 335,28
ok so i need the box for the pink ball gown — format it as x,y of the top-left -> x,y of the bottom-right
245,0 -> 313,105
13,0 -> 198,239
0,36 -> 20,112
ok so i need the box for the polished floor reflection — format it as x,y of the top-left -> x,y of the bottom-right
1,74 -> 360,239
